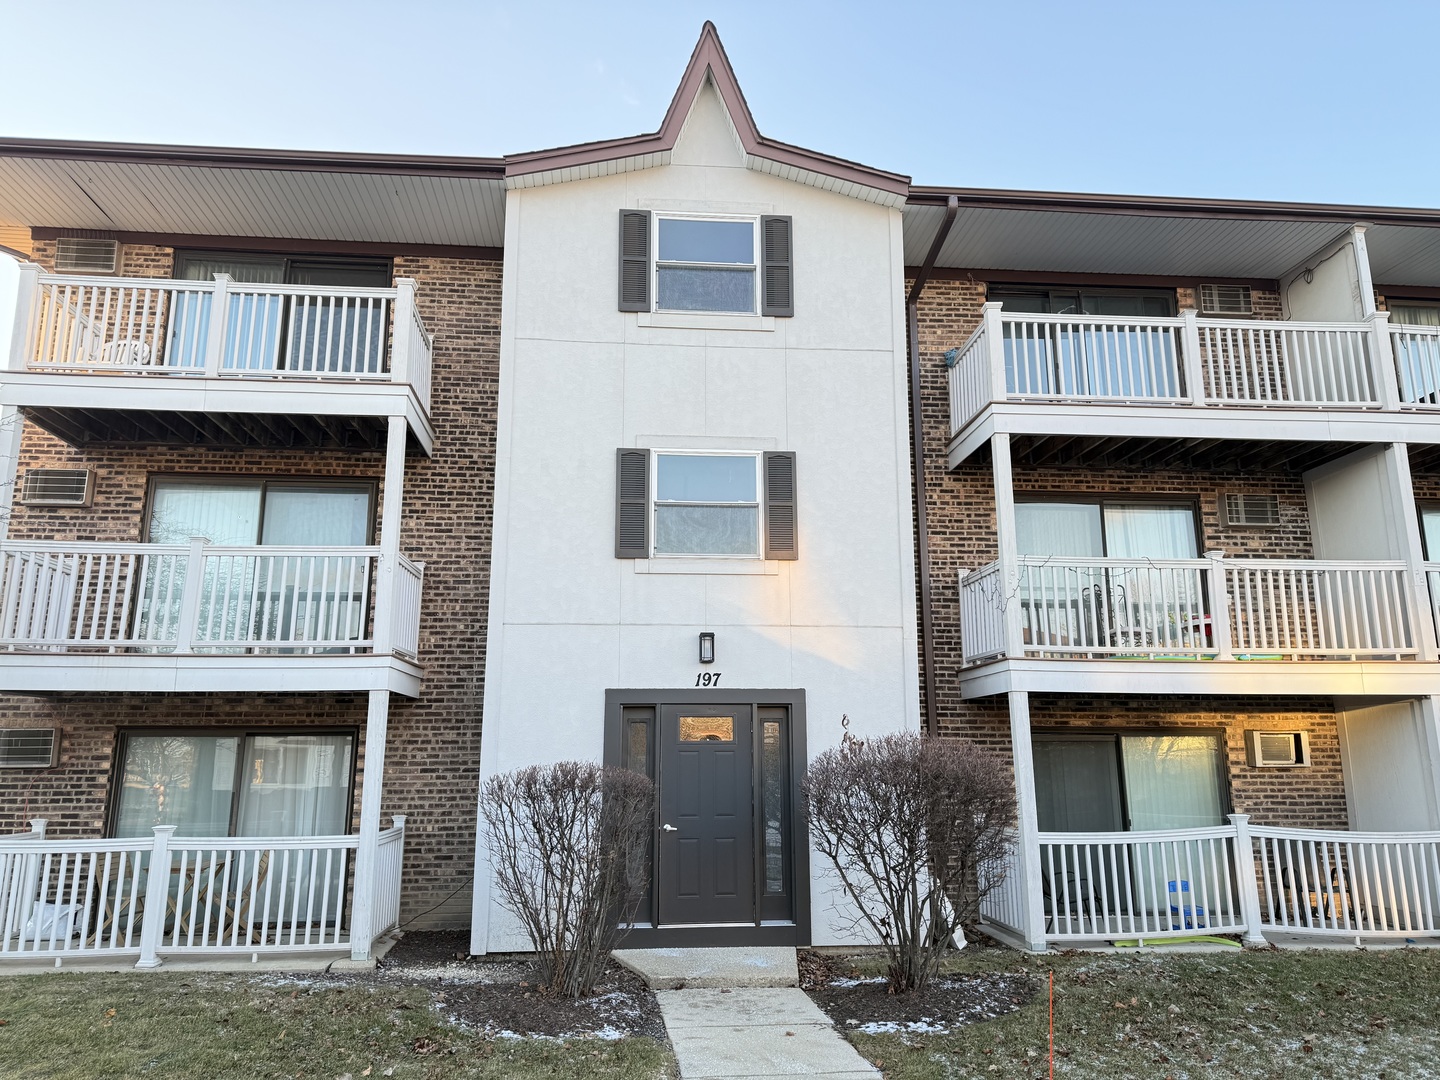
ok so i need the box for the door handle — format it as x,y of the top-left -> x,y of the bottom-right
661,823 -> 678,832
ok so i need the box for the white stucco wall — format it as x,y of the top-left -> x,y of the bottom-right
472,79 -> 920,952
1336,698 -> 1440,831
1281,228 -> 1370,322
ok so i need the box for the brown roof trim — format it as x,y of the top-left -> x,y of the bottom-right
906,185 -> 1440,226
0,137 -> 506,180
908,266 -> 1280,291
1376,285 -> 1440,302
29,228 -> 503,261
504,22 -> 910,197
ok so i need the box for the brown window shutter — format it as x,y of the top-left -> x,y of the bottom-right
760,215 -> 794,317
616,449 -> 650,558
763,451 -> 798,560
618,210 -> 652,312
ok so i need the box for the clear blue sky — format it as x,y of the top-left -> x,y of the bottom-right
0,0 -> 1438,207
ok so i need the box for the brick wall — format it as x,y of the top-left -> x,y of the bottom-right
912,275 -> 1344,828
0,240 -> 502,928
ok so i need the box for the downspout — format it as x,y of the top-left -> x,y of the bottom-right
907,195 -> 959,737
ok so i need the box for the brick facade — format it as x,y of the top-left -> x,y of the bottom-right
913,274 -> 1346,828
0,239 -> 502,928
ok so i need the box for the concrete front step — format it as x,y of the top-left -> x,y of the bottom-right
612,946 -> 798,989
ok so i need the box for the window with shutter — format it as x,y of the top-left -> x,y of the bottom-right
616,450 -> 799,561
763,452 -> 798,560
618,211 -> 652,312
761,216 -> 793,317
615,449 -> 651,557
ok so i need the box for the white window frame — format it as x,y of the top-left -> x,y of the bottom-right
652,213 -> 760,316
650,449 -> 763,559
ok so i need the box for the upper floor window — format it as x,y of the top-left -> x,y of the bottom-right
990,286 -> 1176,318
619,211 -> 793,317
654,452 -> 761,555
656,216 -> 757,314
615,449 -> 798,561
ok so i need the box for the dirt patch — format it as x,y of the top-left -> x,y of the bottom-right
373,930 -> 668,1041
800,948 -> 1037,1036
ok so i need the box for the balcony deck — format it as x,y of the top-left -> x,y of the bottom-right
958,553 -> 1440,698
947,306 -> 1440,468
3,271 -> 435,453
0,541 -> 424,696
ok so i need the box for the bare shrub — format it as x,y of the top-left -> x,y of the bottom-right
803,728 -> 1016,994
479,762 -> 654,998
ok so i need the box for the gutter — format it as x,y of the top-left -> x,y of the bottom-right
906,195 -> 958,737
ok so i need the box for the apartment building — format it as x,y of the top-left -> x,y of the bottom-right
910,198 -> 1440,947
0,23 -> 1436,966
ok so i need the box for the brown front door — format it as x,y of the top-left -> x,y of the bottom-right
657,705 -> 754,925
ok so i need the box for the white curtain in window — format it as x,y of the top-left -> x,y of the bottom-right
113,735 -> 238,838
234,734 -> 353,838
1390,304 -> 1440,327
1102,504 -> 1198,558
1120,735 -> 1224,830
149,483 -> 262,546
1015,503 -> 1103,557
261,488 -> 370,546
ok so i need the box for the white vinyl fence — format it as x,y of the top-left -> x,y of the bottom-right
0,819 -> 405,965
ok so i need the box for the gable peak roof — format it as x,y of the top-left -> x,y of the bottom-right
503,22 -> 910,207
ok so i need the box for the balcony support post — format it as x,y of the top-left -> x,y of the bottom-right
1366,310 -> 1401,411
7,263 -> 40,374
173,537 -> 209,654
391,279 -> 416,386
1226,814 -> 1269,946
1181,308 -> 1206,405
1385,442 -> 1438,660
374,416 -> 407,657
1006,690 -> 1048,952
1205,551 -> 1235,660
990,433 -> 1024,659
202,274 -> 231,378
982,302 -> 1006,403
134,825 -> 176,969
350,688 -> 390,962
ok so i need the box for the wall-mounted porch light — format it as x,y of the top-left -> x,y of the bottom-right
698,632 -> 715,664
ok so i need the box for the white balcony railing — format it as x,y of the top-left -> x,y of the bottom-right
1393,324 -> 1440,408
0,540 -> 423,658
0,818 -> 405,965
1039,825 -> 1251,942
1253,825 -> 1440,938
985,816 -> 1440,946
948,305 -> 1392,436
961,553 -> 1418,665
12,271 -> 433,413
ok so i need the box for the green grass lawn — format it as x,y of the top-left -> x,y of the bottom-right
845,946 -> 1440,1079
0,972 -> 674,1080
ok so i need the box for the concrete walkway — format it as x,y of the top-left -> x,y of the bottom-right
656,987 -> 879,1079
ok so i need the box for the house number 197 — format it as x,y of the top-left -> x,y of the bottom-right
695,672 -> 722,686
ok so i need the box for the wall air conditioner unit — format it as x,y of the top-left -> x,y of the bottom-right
54,237 -> 119,274
0,729 -> 58,769
1224,492 -> 1280,527
1200,283 -> 1253,316
21,469 -> 94,507
1246,730 -> 1310,768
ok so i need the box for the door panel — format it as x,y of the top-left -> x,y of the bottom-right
659,706 -> 754,925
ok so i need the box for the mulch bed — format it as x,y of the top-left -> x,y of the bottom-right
364,929 -> 668,1041
800,947 -> 1037,1035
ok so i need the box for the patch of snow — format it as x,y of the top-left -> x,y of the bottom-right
856,1019 -> 953,1035
829,976 -> 887,988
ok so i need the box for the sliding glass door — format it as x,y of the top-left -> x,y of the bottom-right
1015,500 -> 1203,653
173,252 -> 390,374
1035,733 -> 1228,924
993,287 -> 1180,399
137,480 -> 373,650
